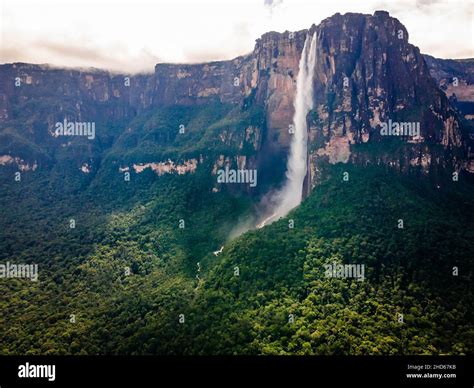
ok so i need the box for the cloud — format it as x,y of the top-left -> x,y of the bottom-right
0,40 -> 161,73
0,0 -> 472,72
37,42 -> 114,63
416,0 -> 442,7
264,0 -> 284,10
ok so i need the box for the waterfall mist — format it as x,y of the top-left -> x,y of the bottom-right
257,32 -> 317,228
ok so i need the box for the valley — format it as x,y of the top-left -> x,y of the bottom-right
0,10 -> 472,356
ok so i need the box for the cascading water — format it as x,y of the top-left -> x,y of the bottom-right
258,32 -> 317,228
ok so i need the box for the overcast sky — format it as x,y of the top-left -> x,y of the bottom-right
0,0 -> 472,73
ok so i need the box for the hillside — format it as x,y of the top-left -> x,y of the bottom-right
0,11 -> 473,356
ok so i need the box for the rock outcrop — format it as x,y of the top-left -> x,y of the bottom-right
0,11 -> 472,194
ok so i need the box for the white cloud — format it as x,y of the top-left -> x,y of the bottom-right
0,0 -> 472,72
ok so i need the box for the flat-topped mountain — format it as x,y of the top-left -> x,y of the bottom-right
1,11 -> 472,197
1,10 -> 473,357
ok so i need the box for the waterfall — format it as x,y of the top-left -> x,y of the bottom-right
258,32 -> 317,228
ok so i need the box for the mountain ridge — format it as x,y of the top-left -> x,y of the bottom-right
0,10 -> 473,356
1,11 -> 473,195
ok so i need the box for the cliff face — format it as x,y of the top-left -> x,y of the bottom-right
303,11 -> 472,187
0,11 -> 472,194
424,55 -> 474,119
248,11 -> 472,186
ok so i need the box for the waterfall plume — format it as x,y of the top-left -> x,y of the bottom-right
257,32 -> 317,228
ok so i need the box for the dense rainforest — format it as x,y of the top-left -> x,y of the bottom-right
1,10 -> 473,356
1,154 -> 472,355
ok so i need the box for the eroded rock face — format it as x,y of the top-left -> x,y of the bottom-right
249,11 -> 471,188
0,11 -> 471,192
304,12 -> 471,187
0,155 -> 37,171
250,31 -> 307,152
131,159 -> 198,175
424,54 -> 474,116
